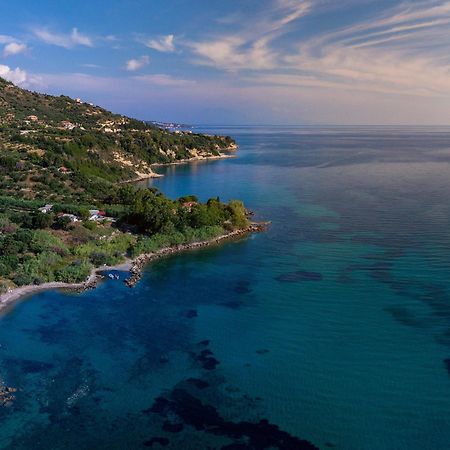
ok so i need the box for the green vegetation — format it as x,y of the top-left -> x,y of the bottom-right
0,186 -> 249,292
0,77 -> 247,293
0,76 -> 236,204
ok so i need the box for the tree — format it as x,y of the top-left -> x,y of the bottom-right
227,200 -> 249,229
129,189 -> 175,235
54,215 -> 72,230
32,212 -> 54,229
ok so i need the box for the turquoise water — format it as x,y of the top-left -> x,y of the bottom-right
1,126 -> 450,449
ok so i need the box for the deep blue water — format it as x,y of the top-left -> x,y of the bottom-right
2,126 -> 450,449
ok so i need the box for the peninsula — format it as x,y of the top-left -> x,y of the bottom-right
0,77 -> 260,311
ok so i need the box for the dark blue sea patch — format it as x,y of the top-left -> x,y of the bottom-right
443,359 -> 450,377
185,309 -> 198,318
256,349 -> 269,355
384,307 -> 426,328
196,349 -> 220,371
186,378 -> 210,390
221,300 -> 243,309
146,388 -> 318,449
275,271 -> 323,282
234,280 -> 252,295
143,437 -> 170,447
5,358 -> 55,374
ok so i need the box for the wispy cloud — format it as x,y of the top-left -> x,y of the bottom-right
138,34 -> 176,53
186,0 -> 450,97
3,42 -> 28,57
187,0 -> 312,71
0,35 -> 16,45
278,0 -> 450,97
126,55 -> 150,71
32,27 -> 94,48
81,63 -> 102,69
134,74 -> 195,87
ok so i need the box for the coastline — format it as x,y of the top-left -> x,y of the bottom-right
122,151 -> 237,183
0,271 -> 101,316
124,222 -> 266,287
150,152 -> 237,168
0,222 -> 267,315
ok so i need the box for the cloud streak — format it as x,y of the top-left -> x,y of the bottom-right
32,27 -> 94,48
134,74 -> 195,87
183,0 -> 450,98
187,0 -> 312,70
3,42 -> 27,57
139,34 -> 176,52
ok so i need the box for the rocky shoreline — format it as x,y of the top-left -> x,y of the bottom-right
124,222 -> 268,288
0,222 -> 268,314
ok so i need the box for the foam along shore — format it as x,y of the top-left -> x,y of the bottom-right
0,223 -> 267,315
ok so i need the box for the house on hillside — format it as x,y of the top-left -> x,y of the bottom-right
27,115 -> 38,122
61,120 -> 76,130
58,166 -> 71,174
57,212 -> 80,223
89,209 -> 115,222
38,204 -> 53,214
89,209 -> 106,221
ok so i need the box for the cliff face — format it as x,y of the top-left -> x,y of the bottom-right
0,77 -> 236,201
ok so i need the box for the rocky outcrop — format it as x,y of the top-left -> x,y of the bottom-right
0,383 -> 16,407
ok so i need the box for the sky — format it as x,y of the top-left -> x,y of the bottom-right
0,0 -> 449,125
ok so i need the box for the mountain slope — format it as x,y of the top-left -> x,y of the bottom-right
0,77 -> 236,203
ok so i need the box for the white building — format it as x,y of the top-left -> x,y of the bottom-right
38,204 -> 53,214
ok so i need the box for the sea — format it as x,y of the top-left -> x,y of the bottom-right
1,126 -> 450,449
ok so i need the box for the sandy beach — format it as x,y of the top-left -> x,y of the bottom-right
0,261 -> 135,315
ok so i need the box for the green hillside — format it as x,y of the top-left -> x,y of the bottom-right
0,77 -> 236,203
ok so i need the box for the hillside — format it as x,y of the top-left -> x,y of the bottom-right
0,78 -> 250,295
0,77 -> 236,203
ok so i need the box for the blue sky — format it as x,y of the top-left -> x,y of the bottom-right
0,0 -> 449,124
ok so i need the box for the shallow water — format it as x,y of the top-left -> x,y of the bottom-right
1,126 -> 450,449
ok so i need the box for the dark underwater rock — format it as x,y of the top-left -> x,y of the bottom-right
275,270 -> 323,282
256,349 -> 269,355
14,359 -> 54,374
162,420 -> 184,433
234,280 -> 252,294
185,309 -> 198,318
197,349 -> 220,370
221,301 -> 242,309
143,437 -> 170,447
147,389 -> 318,449
186,378 -> 210,389
443,359 -> 450,376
